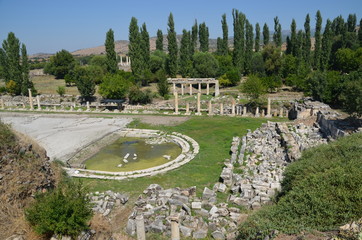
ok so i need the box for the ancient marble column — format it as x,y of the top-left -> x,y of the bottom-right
198,83 -> 201,93
208,101 -> 213,116
231,99 -> 235,116
170,215 -> 180,240
120,56 -> 123,65
266,98 -> 271,117
189,84 -> 193,95
0,98 -> 4,109
215,81 -> 220,96
220,103 -> 224,115
181,84 -> 184,95
70,106 -> 74,111
136,215 -> 146,240
206,83 -> 210,95
279,108 -> 283,117
261,109 -> 265,117
36,95 -> 41,110
174,91 -> 179,114
28,89 -> 34,110
173,83 -> 176,93
242,106 -> 247,116
185,102 -> 190,115
86,101 -> 90,111
255,107 -> 260,117
196,92 -> 201,115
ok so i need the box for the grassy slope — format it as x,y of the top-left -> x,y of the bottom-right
238,132 -> 362,239
80,116 -> 269,199
31,75 -> 80,95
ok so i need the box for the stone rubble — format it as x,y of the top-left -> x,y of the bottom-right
88,190 -> 129,217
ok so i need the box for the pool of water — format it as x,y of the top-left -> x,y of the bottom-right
84,137 -> 182,172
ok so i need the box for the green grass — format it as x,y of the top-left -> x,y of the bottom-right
79,116 -> 268,199
31,75 -> 80,95
238,132 -> 362,239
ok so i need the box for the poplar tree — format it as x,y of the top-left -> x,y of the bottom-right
273,16 -> 282,47
290,19 -> 297,56
263,23 -> 269,45
140,23 -> 150,70
359,18 -> 362,47
191,20 -> 198,55
105,29 -> 118,74
179,29 -> 192,77
255,23 -> 260,52
129,17 -> 143,77
321,19 -> 333,70
303,14 -> 311,65
232,9 -> 245,73
199,22 -> 209,52
245,20 -> 254,73
347,14 -> 357,32
216,38 -> 223,55
156,29 -> 163,51
21,43 -> 32,95
167,13 -> 178,77
296,30 -> 304,60
314,10 -> 322,70
221,14 -> 228,55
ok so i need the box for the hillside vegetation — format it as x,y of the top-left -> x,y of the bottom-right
238,132 -> 362,239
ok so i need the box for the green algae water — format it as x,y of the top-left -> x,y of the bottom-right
84,137 -> 182,172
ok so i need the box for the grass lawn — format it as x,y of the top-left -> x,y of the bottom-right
31,75 -> 80,95
80,116 -> 270,200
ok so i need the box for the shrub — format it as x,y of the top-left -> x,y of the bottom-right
240,75 -> 266,101
156,70 -> 169,99
25,180 -> 93,238
99,71 -> 133,99
239,133 -> 362,238
5,80 -> 18,95
128,85 -> 152,104
56,86 -> 65,96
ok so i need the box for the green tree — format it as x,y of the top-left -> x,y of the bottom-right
156,29 -> 163,51
44,49 -> 75,79
140,23 -> 150,71
192,52 -> 219,77
129,17 -> 143,77
288,19 -> 297,56
199,22 -> 209,52
128,85 -> 152,104
156,69 -> 169,99
72,67 -> 96,99
221,14 -> 229,55
262,44 -> 282,76
240,74 -> 266,101
359,18 -> 362,47
99,71 -> 133,99
179,29 -> 192,77
250,52 -> 265,75
273,16 -> 282,47
25,181 -> 93,238
321,19 -> 333,70
263,23 -> 270,45
150,50 -> 167,73
21,43 -> 34,96
232,9 -> 245,73
167,13 -> 178,77
314,10 -> 323,70
347,14 -> 357,32
303,14 -> 311,65
255,23 -> 261,52
105,29 -> 118,74
90,55 -> 107,73
340,70 -> 362,117
245,20 -> 254,74
335,48 -> 361,73
307,70 -> 342,104
191,20 -> 198,56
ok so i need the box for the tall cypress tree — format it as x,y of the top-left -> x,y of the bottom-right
105,29 -> 118,74
273,16 -> 282,47
191,20 -> 198,55
156,29 -> 163,51
347,14 -> 357,32
303,14 -> 311,65
290,19 -> 297,56
263,23 -> 270,45
221,14 -> 228,55
2,32 -> 22,94
167,13 -> 178,77
314,10 -> 322,70
296,30 -> 304,60
216,37 -> 223,55
255,23 -> 260,52
21,43 -> 32,95
245,20 -> 254,74
232,9 -> 245,73
359,18 -> 362,47
129,17 -> 142,77
140,23 -> 150,70
199,22 -> 209,52
179,29 -> 192,77
321,19 -> 333,70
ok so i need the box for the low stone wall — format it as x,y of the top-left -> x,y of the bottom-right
64,129 -> 199,180
317,111 -> 348,139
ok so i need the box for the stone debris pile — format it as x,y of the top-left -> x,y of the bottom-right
89,191 -> 129,217
126,184 -> 246,239
220,121 -> 327,209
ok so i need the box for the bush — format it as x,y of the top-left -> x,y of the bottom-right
56,86 -> 65,96
340,70 -> 362,117
156,69 -> 169,99
128,85 -> 152,104
5,80 -> 18,95
192,52 -> 219,78
99,71 -> 133,99
239,133 -> 362,238
25,180 -> 93,238
240,75 -> 266,101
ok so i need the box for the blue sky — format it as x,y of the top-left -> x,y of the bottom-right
0,0 -> 361,54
